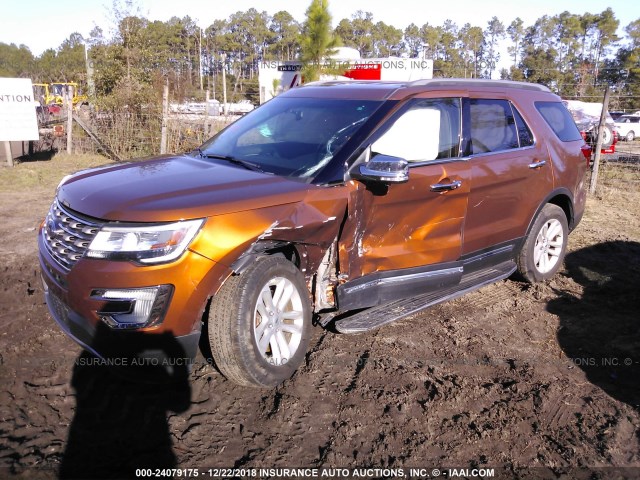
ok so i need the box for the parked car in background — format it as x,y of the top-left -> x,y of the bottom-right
614,114 -> 640,141
609,111 -> 625,121
222,99 -> 255,115
563,100 -> 617,154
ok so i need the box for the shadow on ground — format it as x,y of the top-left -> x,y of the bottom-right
17,149 -> 57,162
548,240 -> 640,410
60,323 -> 191,479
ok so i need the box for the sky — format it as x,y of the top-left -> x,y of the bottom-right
2,0 -> 639,62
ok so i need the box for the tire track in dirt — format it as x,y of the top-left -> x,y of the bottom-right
2,183 -> 640,474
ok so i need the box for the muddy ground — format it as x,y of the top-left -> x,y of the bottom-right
0,154 -> 639,479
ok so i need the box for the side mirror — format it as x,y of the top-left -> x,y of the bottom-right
351,154 -> 409,184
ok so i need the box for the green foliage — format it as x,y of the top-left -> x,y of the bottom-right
96,75 -> 158,112
403,23 -> 422,58
373,22 -> 403,57
507,18 -> 525,67
483,17 -> 506,78
300,0 -> 340,82
604,19 -> 640,110
6,4 -> 640,110
335,11 -> 374,57
270,11 -> 301,61
335,11 -> 403,58
0,43 -> 35,78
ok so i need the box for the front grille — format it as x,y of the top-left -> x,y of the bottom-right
43,200 -> 101,270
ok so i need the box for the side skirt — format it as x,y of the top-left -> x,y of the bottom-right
336,261 -> 464,312
334,260 -> 516,334
335,238 -> 522,314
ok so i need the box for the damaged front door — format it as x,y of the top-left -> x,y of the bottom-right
338,96 -> 470,309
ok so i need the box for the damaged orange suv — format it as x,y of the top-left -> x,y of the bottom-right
39,79 -> 589,387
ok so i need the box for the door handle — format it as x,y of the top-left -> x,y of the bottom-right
528,160 -> 547,169
430,180 -> 462,192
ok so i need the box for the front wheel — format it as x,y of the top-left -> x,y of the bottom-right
626,131 -> 635,142
207,256 -> 312,387
517,204 -> 568,283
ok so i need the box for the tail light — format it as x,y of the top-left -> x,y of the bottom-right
581,144 -> 592,167
609,129 -> 618,153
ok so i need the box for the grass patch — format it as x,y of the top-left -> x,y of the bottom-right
0,153 -> 115,192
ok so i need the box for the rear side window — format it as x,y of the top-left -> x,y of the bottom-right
469,99 -> 519,154
511,105 -> 534,147
535,101 -> 583,142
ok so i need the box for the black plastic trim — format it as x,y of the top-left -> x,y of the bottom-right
337,261 -> 463,311
526,187 -> 575,234
461,239 -> 523,273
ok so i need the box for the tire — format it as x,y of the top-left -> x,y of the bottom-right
517,204 -> 568,283
600,125 -> 613,147
626,131 -> 635,142
208,256 -> 312,388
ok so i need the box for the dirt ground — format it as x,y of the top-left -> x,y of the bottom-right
0,153 -> 639,479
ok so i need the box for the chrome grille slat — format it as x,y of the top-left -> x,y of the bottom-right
43,200 -> 102,270
56,220 -> 95,241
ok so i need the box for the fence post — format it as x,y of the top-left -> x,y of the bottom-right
221,53 -> 228,115
204,89 -> 210,137
4,141 -> 13,167
161,83 -> 169,154
589,85 -> 610,194
66,85 -> 73,155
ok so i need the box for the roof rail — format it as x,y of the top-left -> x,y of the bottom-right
408,78 -> 551,92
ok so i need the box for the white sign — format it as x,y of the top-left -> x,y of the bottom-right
0,77 -> 39,141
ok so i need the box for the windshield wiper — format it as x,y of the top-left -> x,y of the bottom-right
197,149 -> 264,173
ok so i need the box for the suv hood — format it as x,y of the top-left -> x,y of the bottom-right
57,155 -> 314,222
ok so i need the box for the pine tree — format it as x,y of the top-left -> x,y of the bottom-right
300,0 -> 339,82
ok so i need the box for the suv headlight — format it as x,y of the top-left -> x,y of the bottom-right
87,219 -> 204,264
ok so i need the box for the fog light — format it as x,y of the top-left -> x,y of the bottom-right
91,285 -> 173,329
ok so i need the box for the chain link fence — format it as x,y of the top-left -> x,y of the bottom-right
31,96 -> 640,195
594,139 -> 640,191
51,109 -> 235,161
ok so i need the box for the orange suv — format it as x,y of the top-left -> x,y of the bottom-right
39,79 -> 589,387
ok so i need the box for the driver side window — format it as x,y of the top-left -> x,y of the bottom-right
371,98 -> 461,162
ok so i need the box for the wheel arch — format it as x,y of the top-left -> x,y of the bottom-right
197,242 -> 305,337
230,240 -> 302,274
525,188 -> 575,239
547,192 -> 574,229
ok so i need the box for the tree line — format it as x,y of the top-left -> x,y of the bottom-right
0,1 -> 638,110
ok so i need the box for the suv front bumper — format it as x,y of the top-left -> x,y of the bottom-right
38,226 -> 232,371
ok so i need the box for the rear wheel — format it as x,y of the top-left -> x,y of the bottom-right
207,256 -> 312,387
626,131 -> 635,142
517,204 -> 568,283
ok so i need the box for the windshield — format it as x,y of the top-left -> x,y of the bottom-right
199,97 -> 382,180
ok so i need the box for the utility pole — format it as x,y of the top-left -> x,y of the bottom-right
199,26 -> 204,92
4,142 -> 12,167
204,89 -> 210,137
85,43 -> 95,98
221,53 -> 228,115
160,83 -> 169,154
66,86 -> 73,155
589,85 -> 611,194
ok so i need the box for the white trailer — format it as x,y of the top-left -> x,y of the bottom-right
258,57 -> 433,104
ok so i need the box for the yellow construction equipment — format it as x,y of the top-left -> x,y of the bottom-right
32,82 -> 88,106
